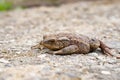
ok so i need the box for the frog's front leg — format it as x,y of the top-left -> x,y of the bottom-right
51,45 -> 79,55
31,43 -> 44,50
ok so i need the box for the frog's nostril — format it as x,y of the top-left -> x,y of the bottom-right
43,35 -> 47,39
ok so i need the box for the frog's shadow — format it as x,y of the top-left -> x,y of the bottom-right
42,48 -> 103,56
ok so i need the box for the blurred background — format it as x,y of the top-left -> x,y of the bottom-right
0,0 -> 118,11
0,0 -> 120,80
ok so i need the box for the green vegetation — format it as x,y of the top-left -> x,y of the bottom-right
0,0 -> 12,11
0,0 -> 61,11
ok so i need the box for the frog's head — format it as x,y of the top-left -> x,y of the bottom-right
89,38 -> 100,51
40,35 -> 58,50
41,35 -> 70,50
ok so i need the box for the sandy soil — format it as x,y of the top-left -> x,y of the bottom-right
0,1 -> 120,80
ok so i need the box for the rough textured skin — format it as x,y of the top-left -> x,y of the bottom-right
42,33 -> 91,53
32,33 -> 120,59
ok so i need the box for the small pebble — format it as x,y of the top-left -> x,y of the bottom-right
37,54 -> 47,58
0,68 -> 3,72
0,58 -> 10,64
101,71 -> 111,75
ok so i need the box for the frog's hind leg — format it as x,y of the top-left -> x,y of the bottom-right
99,40 -> 114,56
52,45 -> 79,55
99,40 -> 120,59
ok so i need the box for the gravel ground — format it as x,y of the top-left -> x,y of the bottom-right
0,1 -> 120,80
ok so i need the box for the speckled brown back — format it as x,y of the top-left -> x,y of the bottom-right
45,33 -> 91,53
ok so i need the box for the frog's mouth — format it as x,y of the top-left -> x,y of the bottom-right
41,41 -> 60,51
43,44 -> 61,51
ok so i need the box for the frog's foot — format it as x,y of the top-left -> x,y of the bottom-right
51,45 -> 79,55
31,43 -> 44,50
99,40 -> 120,59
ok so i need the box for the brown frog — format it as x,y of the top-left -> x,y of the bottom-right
31,33 -> 120,59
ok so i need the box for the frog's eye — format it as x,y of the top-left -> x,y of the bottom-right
43,39 -> 55,44
58,37 -> 69,41
48,39 -> 55,42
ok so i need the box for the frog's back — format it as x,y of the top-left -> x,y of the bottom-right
55,33 -> 90,43
55,33 -> 91,53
